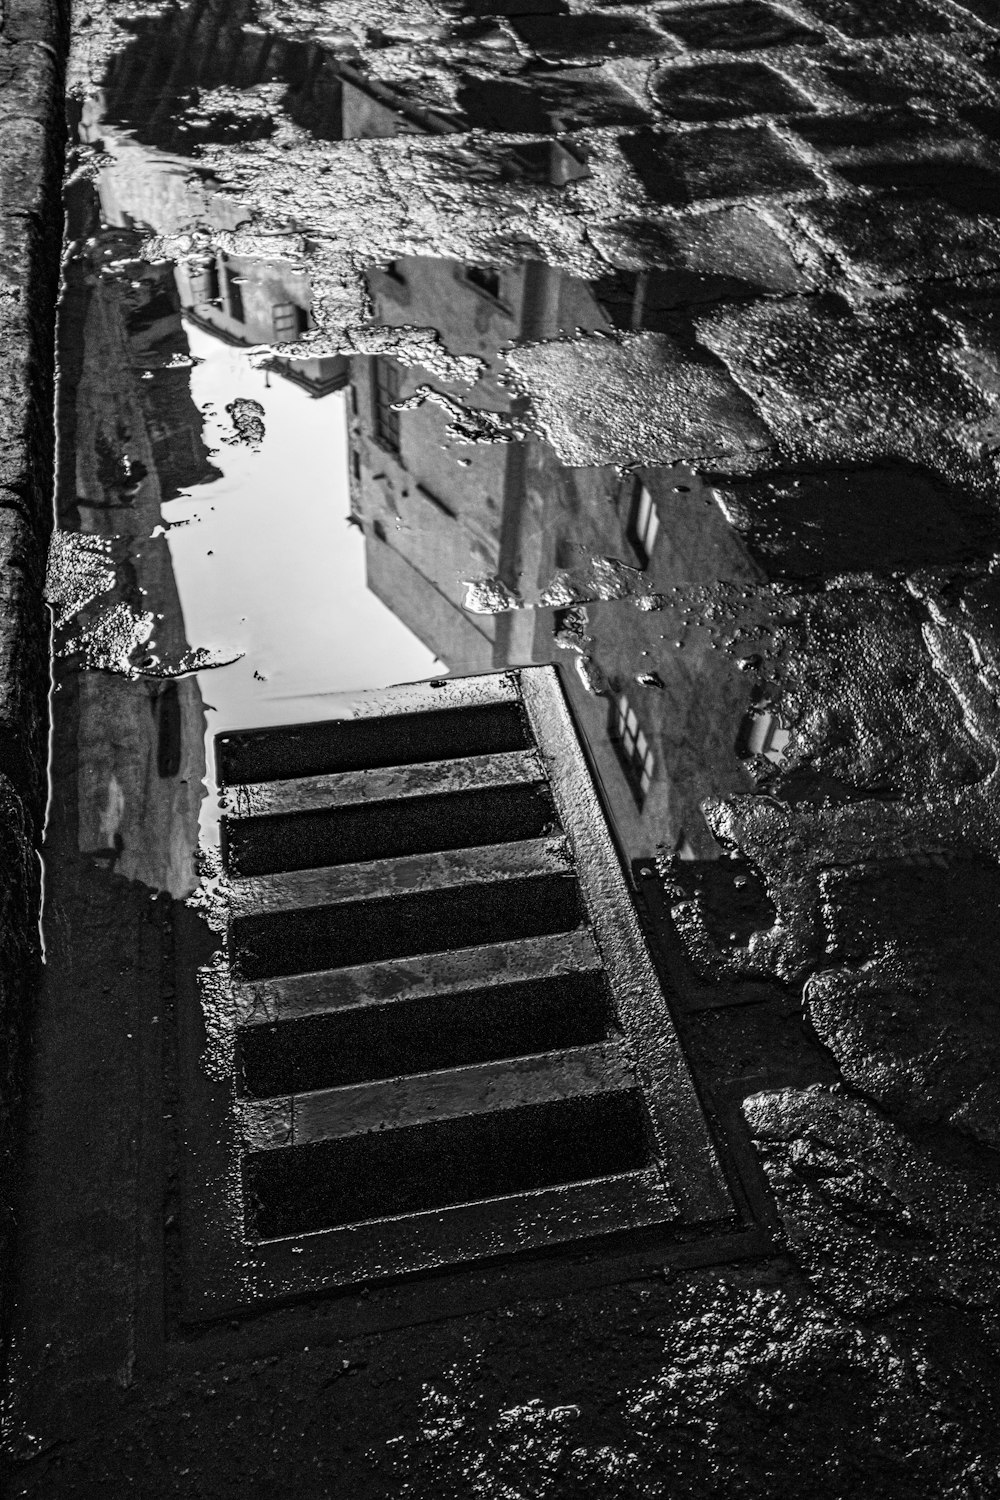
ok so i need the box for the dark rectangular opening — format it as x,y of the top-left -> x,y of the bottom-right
237,970 -> 614,1097
244,1090 -> 651,1239
217,701 -> 531,786
230,873 -> 585,980
224,264 -> 245,322
222,783 -> 558,877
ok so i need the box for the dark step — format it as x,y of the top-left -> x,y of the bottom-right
243,1089 -> 651,1239
237,968 -> 614,1096
229,839 -> 571,918
242,1039 -> 635,1149
229,927 -> 604,1026
222,781 -> 559,877
229,872 -> 585,980
221,749 -> 544,818
217,700 -> 531,786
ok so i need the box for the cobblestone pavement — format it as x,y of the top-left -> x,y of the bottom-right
10,0 -> 1000,1494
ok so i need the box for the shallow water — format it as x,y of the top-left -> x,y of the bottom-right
51,3 -> 782,907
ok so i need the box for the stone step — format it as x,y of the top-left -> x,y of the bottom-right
228,837 -> 573,918
231,926 -> 604,1026
220,756 -> 556,878
216,682 -> 528,786
240,1040 -> 636,1151
220,748 -> 545,819
235,962 -> 616,1098
242,1078 -> 658,1240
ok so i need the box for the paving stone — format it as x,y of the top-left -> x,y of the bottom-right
788,109 -> 1000,207
712,465 -> 990,576
0,40 -> 56,124
796,193 -> 1000,283
0,0 -> 62,45
839,157 -> 1000,214
590,204 -> 814,295
939,293 -> 1000,359
618,123 -> 820,204
652,58 -> 817,118
506,328 -> 774,466
790,107 -> 966,162
935,296 -> 1000,434
457,68 -> 650,132
811,52 -> 925,107
13,0 -> 1000,1487
799,36 -> 1000,114
0,115 -> 50,217
815,57 -> 995,120
697,299 -> 988,468
656,1 -> 822,51
509,12 -> 674,60
798,0 -> 958,37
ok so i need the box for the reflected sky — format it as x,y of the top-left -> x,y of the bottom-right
164,323 -> 442,840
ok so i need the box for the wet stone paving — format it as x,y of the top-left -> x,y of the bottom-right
12,0 -> 1000,1493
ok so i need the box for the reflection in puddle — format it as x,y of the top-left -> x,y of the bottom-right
53,0 -> 798,909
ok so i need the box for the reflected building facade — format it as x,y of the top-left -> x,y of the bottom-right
59,212 -> 217,897
348,257 -> 768,865
73,11 -> 773,875
175,253 -> 349,399
64,28 -> 454,901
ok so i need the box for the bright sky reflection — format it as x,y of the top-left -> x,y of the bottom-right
163,322 -> 443,838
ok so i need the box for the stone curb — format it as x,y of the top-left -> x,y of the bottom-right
0,0 -> 68,1368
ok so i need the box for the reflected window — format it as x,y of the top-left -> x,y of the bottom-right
224,265 -> 245,323
373,358 -> 402,453
272,302 -> 306,340
628,481 -> 659,568
463,265 -> 502,302
739,710 -> 790,765
189,257 -> 220,306
612,692 -> 655,804
155,681 -> 182,779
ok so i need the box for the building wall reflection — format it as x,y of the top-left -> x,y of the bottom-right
63,233 -> 216,897
348,256 -> 766,865
69,26 -> 772,879
175,254 -> 349,399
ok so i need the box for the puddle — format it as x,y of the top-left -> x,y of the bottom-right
51,0 -> 812,918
